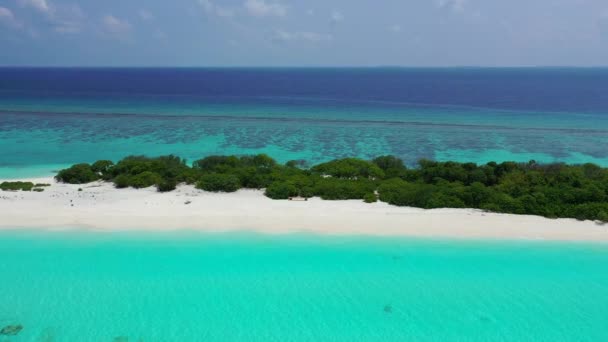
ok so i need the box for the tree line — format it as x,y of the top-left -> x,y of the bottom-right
55,154 -> 608,222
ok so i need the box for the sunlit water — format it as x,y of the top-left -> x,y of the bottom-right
0,230 -> 607,341
2,69 -> 607,341
1,68 -> 608,178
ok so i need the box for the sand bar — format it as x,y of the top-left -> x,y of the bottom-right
0,177 -> 607,242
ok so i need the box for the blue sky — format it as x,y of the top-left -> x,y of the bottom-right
0,0 -> 607,66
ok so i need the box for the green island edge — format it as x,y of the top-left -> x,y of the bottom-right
2,154 -> 607,223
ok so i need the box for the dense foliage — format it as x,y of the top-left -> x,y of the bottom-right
55,155 -> 608,222
55,163 -> 99,184
1,181 -> 35,191
0,182 -> 49,192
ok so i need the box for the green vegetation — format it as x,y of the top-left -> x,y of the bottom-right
364,193 -> 378,203
55,155 -> 608,222
55,163 -> 99,184
1,181 -> 50,192
1,181 -> 35,191
196,174 -> 240,192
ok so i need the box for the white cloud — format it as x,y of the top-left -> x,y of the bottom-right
199,0 -> 213,13
139,9 -> 154,21
273,29 -> 332,43
53,21 -> 79,33
244,0 -> 286,17
436,0 -> 468,12
52,4 -> 85,34
330,11 -> 344,24
18,0 -> 51,14
390,24 -> 402,33
18,0 -> 86,34
198,0 -> 234,18
102,15 -> 131,39
215,7 -> 235,17
0,6 -> 22,29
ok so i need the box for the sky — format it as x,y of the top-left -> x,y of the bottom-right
0,0 -> 607,66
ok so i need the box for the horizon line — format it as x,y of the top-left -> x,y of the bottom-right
1,65 -> 608,69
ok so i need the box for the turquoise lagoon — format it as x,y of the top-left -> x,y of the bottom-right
1,68 -> 608,178
2,102 -> 608,179
1,230 -> 607,341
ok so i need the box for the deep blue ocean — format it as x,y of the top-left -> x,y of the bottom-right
1,67 -> 607,177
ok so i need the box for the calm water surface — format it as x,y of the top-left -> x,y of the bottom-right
1,68 -> 607,178
0,230 -> 607,341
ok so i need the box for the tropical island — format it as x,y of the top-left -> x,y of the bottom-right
21,153 -> 607,223
1,153 -> 607,241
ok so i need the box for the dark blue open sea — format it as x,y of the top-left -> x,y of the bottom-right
1,67 -> 607,177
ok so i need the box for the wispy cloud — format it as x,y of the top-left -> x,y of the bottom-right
272,29 -> 332,43
18,0 -> 51,14
0,6 -> 23,29
244,0 -> 286,18
330,10 -> 344,25
52,4 -> 85,34
389,24 -> 402,33
198,0 -> 235,18
17,0 -> 87,35
435,0 -> 468,12
139,9 -> 154,21
101,14 -> 131,41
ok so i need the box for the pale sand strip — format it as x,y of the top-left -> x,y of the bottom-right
0,177 -> 607,242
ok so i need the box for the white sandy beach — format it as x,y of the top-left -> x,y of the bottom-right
0,177 -> 607,242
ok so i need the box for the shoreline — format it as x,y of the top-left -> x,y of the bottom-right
1,177 -> 607,242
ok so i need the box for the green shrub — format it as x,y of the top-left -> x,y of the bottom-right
265,181 -> 298,199
196,174 -> 241,192
236,167 -> 273,189
192,155 -> 242,172
91,160 -> 115,177
157,179 -> 178,192
286,159 -> 307,168
598,211 -> 608,223
482,193 -> 524,214
1,181 -> 35,191
568,203 -> 608,221
312,158 -> 385,179
114,174 -> 131,189
313,178 -> 376,200
373,155 -> 407,178
426,192 -> 465,209
55,164 -> 99,184
363,193 -> 377,203
378,179 -> 425,207
129,171 -> 163,189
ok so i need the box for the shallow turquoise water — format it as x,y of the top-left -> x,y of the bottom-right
1,103 -> 607,179
2,68 -> 608,178
1,230 -> 607,341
